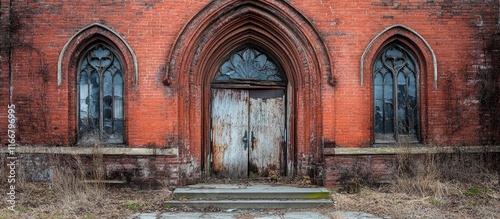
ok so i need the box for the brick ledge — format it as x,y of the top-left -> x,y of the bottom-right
1,146 -> 178,156
325,145 -> 500,156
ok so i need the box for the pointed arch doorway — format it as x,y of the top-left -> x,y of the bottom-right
210,47 -> 288,178
164,0 -> 333,183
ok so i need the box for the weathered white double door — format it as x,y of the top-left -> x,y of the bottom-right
211,89 -> 285,178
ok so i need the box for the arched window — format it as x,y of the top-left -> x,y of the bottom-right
373,43 -> 419,143
213,47 -> 286,85
77,43 -> 124,144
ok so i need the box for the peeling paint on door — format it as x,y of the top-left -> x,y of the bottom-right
249,90 -> 285,177
211,89 -> 285,178
211,89 -> 249,178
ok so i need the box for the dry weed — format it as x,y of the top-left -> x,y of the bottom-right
332,146 -> 500,218
37,149 -> 107,217
392,151 -> 461,199
0,151 -> 173,218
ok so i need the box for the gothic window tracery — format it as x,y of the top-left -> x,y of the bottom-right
78,43 -> 124,144
214,47 -> 285,83
373,44 -> 419,143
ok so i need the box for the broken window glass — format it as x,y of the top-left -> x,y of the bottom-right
78,43 -> 124,144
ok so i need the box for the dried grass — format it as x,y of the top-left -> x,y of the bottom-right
0,145 -> 172,219
332,146 -> 500,219
2,145 -> 498,218
391,150 -> 461,199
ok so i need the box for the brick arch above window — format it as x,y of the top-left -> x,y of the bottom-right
361,24 -> 437,88
58,23 -> 138,87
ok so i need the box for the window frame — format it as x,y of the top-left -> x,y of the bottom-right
76,42 -> 126,145
372,42 -> 421,144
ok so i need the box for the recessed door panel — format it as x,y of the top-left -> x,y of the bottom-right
211,89 -> 249,178
211,89 -> 285,178
249,90 -> 285,177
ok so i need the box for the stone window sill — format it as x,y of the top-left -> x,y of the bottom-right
324,145 -> 500,156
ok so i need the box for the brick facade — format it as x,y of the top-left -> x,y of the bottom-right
1,0 -> 499,187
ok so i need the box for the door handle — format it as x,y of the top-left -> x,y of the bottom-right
251,131 -> 256,150
242,130 -> 248,150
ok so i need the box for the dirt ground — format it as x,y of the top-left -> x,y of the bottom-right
0,176 -> 499,219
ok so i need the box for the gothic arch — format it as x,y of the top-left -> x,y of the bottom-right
165,0 -> 332,176
58,23 -> 138,87
363,25 -> 434,144
61,23 -> 136,145
361,24 -> 437,88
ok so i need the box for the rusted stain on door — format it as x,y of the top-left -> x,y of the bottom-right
249,90 -> 285,177
211,89 -> 285,178
211,89 -> 249,178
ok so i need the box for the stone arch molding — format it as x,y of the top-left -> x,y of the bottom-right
58,23 -> 138,87
163,0 -> 333,86
360,24 -> 438,88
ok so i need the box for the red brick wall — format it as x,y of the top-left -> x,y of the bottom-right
1,0 -> 209,146
324,151 -> 500,188
290,0 -> 498,147
324,155 -> 398,188
8,153 -> 180,188
1,0 -> 499,185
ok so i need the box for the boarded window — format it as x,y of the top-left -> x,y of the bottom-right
78,43 -> 124,144
373,44 -> 419,143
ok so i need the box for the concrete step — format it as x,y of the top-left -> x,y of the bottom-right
163,199 -> 333,209
167,183 -> 333,209
173,183 -> 330,200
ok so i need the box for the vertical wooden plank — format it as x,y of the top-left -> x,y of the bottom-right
286,84 -> 293,177
211,89 -> 249,178
248,90 -> 285,177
